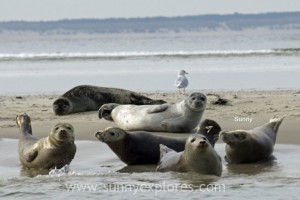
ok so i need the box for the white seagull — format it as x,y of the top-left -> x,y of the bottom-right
175,70 -> 189,94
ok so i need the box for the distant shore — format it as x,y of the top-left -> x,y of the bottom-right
1,90 -> 299,144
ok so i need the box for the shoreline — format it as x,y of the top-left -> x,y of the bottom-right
1,89 -> 299,144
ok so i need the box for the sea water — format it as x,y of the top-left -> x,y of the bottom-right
1,139 -> 300,199
0,30 -> 299,95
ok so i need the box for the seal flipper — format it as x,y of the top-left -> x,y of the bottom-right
130,93 -> 166,105
159,144 -> 175,159
161,116 -> 190,132
98,103 -> 120,120
16,114 -> 33,135
24,150 -> 38,163
146,104 -> 168,114
196,119 -> 222,148
156,144 -> 176,171
156,144 -> 182,172
268,117 -> 284,135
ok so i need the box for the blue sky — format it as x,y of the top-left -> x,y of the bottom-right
0,0 -> 299,21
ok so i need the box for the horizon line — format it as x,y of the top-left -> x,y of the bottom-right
0,11 -> 299,23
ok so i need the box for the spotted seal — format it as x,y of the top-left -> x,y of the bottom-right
99,92 -> 207,133
53,85 -> 166,115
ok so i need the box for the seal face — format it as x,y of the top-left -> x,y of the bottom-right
156,135 -> 222,176
94,119 -> 221,165
99,92 -> 207,133
17,114 -> 76,169
219,117 -> 284,163
53,85 -> 166,115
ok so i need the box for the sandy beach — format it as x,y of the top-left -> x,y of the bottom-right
1,89 -> 299,144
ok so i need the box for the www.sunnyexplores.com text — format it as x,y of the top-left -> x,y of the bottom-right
65,182 -> 226,195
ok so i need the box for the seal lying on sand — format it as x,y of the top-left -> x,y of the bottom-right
17,114 -> 76,169
156,135 -> 222,176
53,85 -> 166,115
95,119 -> 221,165
99,92 -> 207,133
219,117 -> 284,163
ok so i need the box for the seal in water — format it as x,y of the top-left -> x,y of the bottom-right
94,119 -> 221,165
17,114 -> 76,169
156,135 -> 222,176
219,117 -> 284,163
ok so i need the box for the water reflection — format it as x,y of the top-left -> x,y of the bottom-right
20,168 -> 50,178
225,156 -> 278,176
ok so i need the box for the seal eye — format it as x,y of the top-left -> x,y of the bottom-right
190,138 -> 196,143
234,133 -> 240,138
200,97 -> 206,102
109,132 -> 115,136
55,127 -> 59,131
191,97 -> 196,101
66,126 -> 72,131
202,137 -> 207,141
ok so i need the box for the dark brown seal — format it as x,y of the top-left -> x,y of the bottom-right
17,114 -> 76,169
53,85 -> 166,115
219,117 -> 284,163
94,119 -> 221,165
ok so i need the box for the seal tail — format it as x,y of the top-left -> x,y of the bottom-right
268,117 -> 285,134
98,103 -> 119,121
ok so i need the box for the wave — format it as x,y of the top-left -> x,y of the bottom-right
0,48 -> 299,61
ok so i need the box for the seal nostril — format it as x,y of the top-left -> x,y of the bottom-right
200,140 -> 206,145
60,130 -> 67,135
95,132 -> 100,138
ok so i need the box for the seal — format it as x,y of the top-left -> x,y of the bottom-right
94,119 -> 221,165
219,117 -> 284,163
53,85 -> 166,115
156,135 -> 222,176
16,114 -> 76,169
99,92 -> 207,132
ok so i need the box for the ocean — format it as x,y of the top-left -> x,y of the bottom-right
1,29 -> 300,199
1,139 -> 300,199
0,29 -> 299,95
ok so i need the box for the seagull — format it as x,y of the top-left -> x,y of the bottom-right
175,70 -> 189,94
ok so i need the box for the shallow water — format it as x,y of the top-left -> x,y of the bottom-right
1,138 -> 300,199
